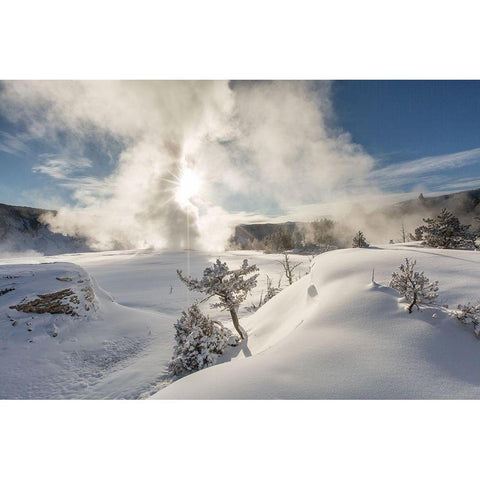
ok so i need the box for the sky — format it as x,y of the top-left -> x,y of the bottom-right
1,80 -> 480,249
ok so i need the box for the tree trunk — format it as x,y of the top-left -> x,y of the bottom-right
229,308 -> 244,340
408,291 -> 417,314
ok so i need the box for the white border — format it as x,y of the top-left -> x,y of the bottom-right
1,1 -> 479,478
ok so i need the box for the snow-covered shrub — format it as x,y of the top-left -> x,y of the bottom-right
263,275 -> 282,303
168,303 -> 237,376
390,258 -> 439,313
420,208 -> 473,249
246,275 -> 282,313
454,303 -> 480,337
352,231 -> 368,248
177,259 -> 259,340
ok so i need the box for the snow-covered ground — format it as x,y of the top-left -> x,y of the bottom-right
154,244 -> 480,399
0,249 -> 307,399
3,244 -> 480,399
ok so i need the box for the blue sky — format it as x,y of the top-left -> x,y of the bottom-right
1,80 -> 480,211
333,80 -> 480,164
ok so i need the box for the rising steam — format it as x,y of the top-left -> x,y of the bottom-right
0,80 -> 386,250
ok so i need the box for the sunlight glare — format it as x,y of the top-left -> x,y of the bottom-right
176,167 -> 201,206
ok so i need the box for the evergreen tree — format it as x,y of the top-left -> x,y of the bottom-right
421,208 -> 472,249
168,303 -> 234,376
177,259 -> 259,340
413,225 -> 427,241
352,231 -> 368,248
454,303 -> 480,337
390,258 -> 439,313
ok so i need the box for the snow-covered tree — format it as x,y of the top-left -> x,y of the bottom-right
352,231 -> 368,248
454,303 -> 480,337
412,225 -> 426,241
168,303 -> 236,376
390,258 -> 439,313
177,259 -> 259,340
421,208 -> 472,249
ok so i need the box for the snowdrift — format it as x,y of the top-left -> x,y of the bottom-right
154,245 -> 480,399
0,262 -> 164,399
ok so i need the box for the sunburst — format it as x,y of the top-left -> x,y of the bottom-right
175,167 -> 201,207
158,164 -> 203,210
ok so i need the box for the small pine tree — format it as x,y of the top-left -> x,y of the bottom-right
413,225 -> 426,241
390,258 -> 439,313
421,208 -> 472,249
168,303 -> 235,376
454,303 -> 480,337
177,259 -> 259,340
352,231 -> 368,248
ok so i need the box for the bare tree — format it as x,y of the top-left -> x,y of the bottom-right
276,253 -> 302,285
401,223 -> 407,243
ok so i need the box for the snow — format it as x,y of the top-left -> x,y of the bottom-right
0,249 -> 308,398
3,244 -> 480,399
153,244 -> 480,399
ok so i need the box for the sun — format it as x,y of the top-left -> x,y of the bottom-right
175,167 -> 201,206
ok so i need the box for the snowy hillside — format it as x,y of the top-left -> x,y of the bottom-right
3,245 -> 480,399
154,245 -> 480,399
0,250 -> 308,399
0,202 -> 89,256
0,261 -> 163,399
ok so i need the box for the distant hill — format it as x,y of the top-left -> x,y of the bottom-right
357,188 -> 480,241
233,188 -> 480,246
376,188 -> 480,221
0,202 -> 89,256
234,222 -> 303,244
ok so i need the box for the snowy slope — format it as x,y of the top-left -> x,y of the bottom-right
0,250 -> 308,399
153,245 -> 480,399
0,261 -> 166,399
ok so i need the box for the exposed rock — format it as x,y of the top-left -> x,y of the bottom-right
0,287 -> 15,296
9,289 -> 80,316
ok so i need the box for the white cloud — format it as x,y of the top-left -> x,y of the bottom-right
363,147 -> 480,189
0,80 -> 380,250
0,131 -> 31,156
33,154 -> 92,180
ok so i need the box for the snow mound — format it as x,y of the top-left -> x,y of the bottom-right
1,263 -> 97,341
153,246 -> 480,399
0,262 -> 159,399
